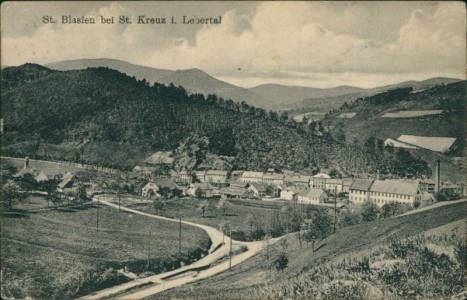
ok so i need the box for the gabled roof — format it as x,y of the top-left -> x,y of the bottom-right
301,188 -> 326,198
144,151 -> 174,164
58,173 -> 74,189
397,135 -> 457,153
384,138 -> 417,149
370,180 -> 419,196
342,178 -> 354,186
230,181 -> 249,188
326,178 -> 343,185
192,182 -> 215,191
153,177 -> 181,190
242,171 -> 264,178
313,173 -> 331,179
350,179 -> 374,191
250,182 -> 267,192
263,173 -> 284,180
205,170 -> 228,176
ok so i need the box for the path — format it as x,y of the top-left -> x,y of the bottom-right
80,196 -> 277,300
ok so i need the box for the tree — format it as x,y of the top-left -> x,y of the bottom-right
195,187 -> 205,199
360,200 -> 380,222
2,180 -> 24,211
219,221 -> 230,244
304,209 -> 333,252
75,183 -> 89,205
198,200 -> 209,217
42,179 -> 59,207
216,199 -> 228,216
153,200 -> 164,214
274,253 -> 289,272
338,209 -> 361,228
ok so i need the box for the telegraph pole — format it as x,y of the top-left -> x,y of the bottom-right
96,199 -> 100,232
147,227 -> 152,268
229,228 -> 232,270
118,193 -> 121,212
178,216 -> 182,258
333,186 -> 337,233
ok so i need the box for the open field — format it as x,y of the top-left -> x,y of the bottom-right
1,205 -> 210,299
156,200 -> 466,299
126,198 -> 283,237
382,110 -> 443,118
2,157 -> 86,175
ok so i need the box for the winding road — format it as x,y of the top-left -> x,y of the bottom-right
80,196 -> 278,300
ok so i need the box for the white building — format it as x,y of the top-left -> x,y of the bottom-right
297,188 -> 327,204
240,171 -> 264,183
369,180 -> 422,206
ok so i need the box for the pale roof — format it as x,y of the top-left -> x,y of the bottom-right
370,180 -> 419,196
250,182 -> 267,192
338,112 -> 357,119
350,179 -> 374,191
326,178 -> 343,185
153,178 -> 181,190
384,138 -> 417,149
263,173 -> 284,180
205,170 -> 228,176
144,151 -> 174,164
397,135 -> 456,153
313,173 -> 331,179
242,171 -> 264,178
301,188 -> 326,198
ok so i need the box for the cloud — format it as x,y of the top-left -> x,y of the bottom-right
1,1 -> 465,87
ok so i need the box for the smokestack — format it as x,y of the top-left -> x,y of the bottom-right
24,156 -> 30,169
435,159 -> 441,193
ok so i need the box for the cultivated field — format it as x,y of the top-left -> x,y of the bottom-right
381,110 -> 443,118
156,201 -> 466,299
1,205 -> 210,299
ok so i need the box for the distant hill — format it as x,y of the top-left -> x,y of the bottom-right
250,84 -> 364,108
46,59 -> 275,108
158,68 -> 276,108
285,77 -> 464,112
46,58 -> 173,83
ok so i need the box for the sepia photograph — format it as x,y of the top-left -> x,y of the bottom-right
1,1 -> 466,299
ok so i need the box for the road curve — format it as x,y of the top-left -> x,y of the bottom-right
80,196 -> 276,300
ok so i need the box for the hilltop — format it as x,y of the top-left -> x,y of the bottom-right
1,64 -> 430,178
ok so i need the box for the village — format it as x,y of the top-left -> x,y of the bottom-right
6,147 -> 464,212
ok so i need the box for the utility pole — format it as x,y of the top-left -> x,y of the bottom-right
96,199 -> 100,232
118,193 -> 121,212
147,227 -> 152,268
333,186 -> 337,233
229,228 -> 232,270
178,216 -> 182,258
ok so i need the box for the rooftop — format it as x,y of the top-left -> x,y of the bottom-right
370,180 -> 420,195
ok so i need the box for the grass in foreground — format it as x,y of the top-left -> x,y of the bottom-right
155,201 -> 466,299
1,204 -> 210,299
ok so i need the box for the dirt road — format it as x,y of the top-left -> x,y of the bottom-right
80,196 -> 276,300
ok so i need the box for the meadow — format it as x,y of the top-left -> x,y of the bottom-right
155,201 -> 466,299
1,204 -> 210,299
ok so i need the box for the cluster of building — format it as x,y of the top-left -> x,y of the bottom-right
141,164 -> 466,207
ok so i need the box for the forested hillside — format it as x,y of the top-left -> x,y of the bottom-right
1,64 -> 430,177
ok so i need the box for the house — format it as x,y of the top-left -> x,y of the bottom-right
15,158 -> 52,183
280,186 -> 308,201
440,181 -> 463,195
349,179 -> 374,203
186,183 -> 218,198
312,173 -> 331,188
325,178 -> 343,194
368,180 -> 422,207
297,188 -> 327,204
384,138 -> 417,149
57,172 -> 75,193
193,170 -> 206,183
419,179 -> 435,194
230,170 -> 244,180
142,178 -> 181,197
248,183 -> 267,198
221,186 -> 255,199
263,173 -> 284,185
295,175 -> 313,187
142,181 -> 160,197
178,170 -> 191,185
265,184 -> 281,198
342,178 -> 354,194
240,171 -> 264,183
205,170 -> 228,184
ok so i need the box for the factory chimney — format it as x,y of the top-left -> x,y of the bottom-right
24,156 -> 30,169
435,160 -> 441,193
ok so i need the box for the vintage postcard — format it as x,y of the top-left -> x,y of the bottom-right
1,1 -> 466,299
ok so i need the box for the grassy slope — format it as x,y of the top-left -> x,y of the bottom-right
124,197 -> 295,237
156,201 -> 466,299
1,205 -> 210,299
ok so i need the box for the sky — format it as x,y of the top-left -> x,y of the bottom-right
1,1 -> 465,88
